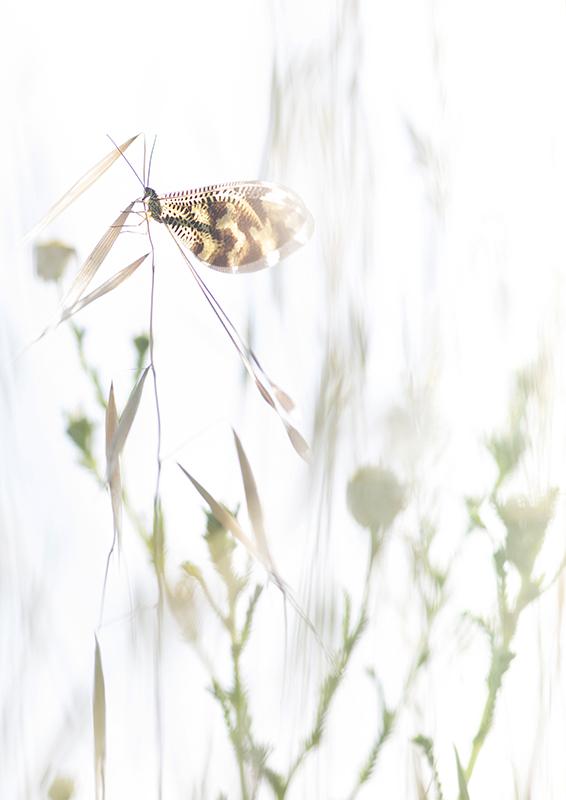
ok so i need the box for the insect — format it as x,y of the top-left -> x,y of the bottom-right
27,134 -> 314,277
116,135 -> 314,273
26,135 -> 312,458
142,181 -> 314,274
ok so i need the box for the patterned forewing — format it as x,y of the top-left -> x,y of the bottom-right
156,182 -> 313,272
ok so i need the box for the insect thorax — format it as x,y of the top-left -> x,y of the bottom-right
143,187 -> 163,223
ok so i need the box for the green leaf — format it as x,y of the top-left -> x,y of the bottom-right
263,767 -> 286,797
152,500 -> 165,576
66,414 -> 94,457
455,748 -> 470,800
93,637 -> 106,800
486,430 -> 525,484
465,496 -> 486,532
498,489 -> 558,579
240,585 -> 263,648
105,383 -> 122,550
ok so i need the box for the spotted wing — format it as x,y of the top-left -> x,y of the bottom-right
156,181 -> 313,273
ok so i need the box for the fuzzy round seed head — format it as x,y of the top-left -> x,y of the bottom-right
48,776 -> 75,800
35,240 -> 75,282
499,489 -> 557,577
347,465 -> 405,532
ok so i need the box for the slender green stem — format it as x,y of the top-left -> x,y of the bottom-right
146,218 -> 165,800
282,528 -> 379,796
465,607 -> 518,780
69,320 -> 107,409
227,592 -> 249,800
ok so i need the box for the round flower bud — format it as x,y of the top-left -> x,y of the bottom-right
347,465 -> 405,532
35,240 -> 75,283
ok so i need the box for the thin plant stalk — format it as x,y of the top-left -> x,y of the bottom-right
281,526 -> 379,796
145,214 -> 165,800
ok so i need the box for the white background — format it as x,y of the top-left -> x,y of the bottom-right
2,0 -> 566,797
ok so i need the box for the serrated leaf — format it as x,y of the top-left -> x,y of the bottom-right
106,367 -> 150,481
93,636 -> 106,800
25,134 -> 140,241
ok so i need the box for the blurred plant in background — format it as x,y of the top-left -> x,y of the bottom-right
6,1 -> 566,798
47,261 -> 564,798
22,204 -> 566,799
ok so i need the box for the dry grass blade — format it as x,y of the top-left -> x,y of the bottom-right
178,461 -> 330,660
283,420 -> 311,462
232,430 -> 274,568
273,384 -> 295,413
62,202 -> 135,309
254,377 -> 276,409
25,134 -> 140,242
250,351 -> 295,412
105,383 -> 122,551
249,353 -> 308,460
32,252 -> 148,347
106,367 -> 150,481
165,229 -> 311,459
177,463 -> 265,567
59,253 -> 148,325
93,636 -> 106,800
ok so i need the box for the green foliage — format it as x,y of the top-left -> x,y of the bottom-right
498,489 -> 557,580
486,430 -> 525,488
240,585 -> 263,650
463,361 -> 559,784
70,323 -> 106,409
465,496 -> 486,532
65,413 -> 97,472
262,768 -> 286,798
413,736 -> 444,800
62,282 -> 565,800
133,333 -> 149,381
355,706 -> 394,789
186,507 -> 269,800
152,500 -> 165,577
454,749 -> 470,800
282,592 -> 368,794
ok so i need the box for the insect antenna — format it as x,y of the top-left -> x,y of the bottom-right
106,133 -> 145,191
142,135 -> 147,187
146,135 -> 157,188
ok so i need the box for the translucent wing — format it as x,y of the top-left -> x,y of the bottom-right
148,181 -> 314,273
